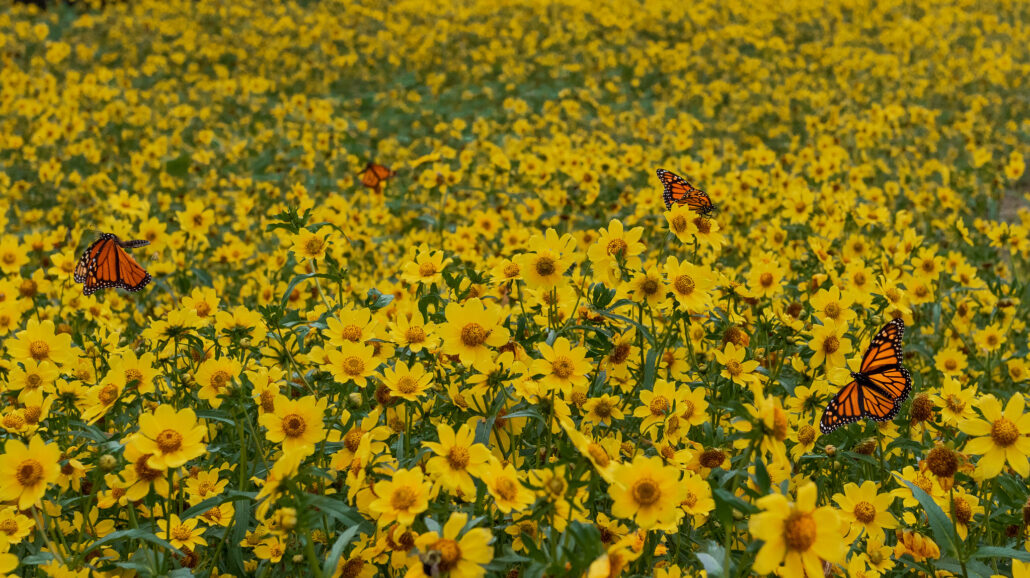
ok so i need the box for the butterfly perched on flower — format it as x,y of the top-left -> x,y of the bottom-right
358,162 -> 396,193
820,319 -> 913,433
656,168 -> 715,215
73,233 -> 152,296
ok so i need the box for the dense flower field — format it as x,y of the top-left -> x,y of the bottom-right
1,0 -> 1029,576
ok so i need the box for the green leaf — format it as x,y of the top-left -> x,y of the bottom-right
593,308 -> 656,345
165,153 -> 191,177
304,494 -> 363,526
321,524 -> 363,577
971,545 -> 1030,562
696,553 -> 724,578
900,479 -> 959,558
79,528 -> 178,559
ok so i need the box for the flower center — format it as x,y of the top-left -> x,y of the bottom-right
28,341 -> 50,361
125,368 -> 144,384
822,336 -> 840,353
641,279 -> 659,295
587,443 -> 609,466
99,383 -> 119,405
395,376 -> 418,394
344,430 -> 363,452
156,429 -> 183,453
606,238 -> 628,257
680,399 -> 695,419
673,274 -> 695,295
953,497 -> 972,524
342,356 -> 365,376
824,303 -> 840,319
171,525 -> 192,541
210,370 -> 230,389
630,477 -> 660,506
609,343 -> 631,364
944,359 -> 958,371
759,272 -> 774,287
551,356 -> 575,379
16,459 -> 44,487
683,491 -> 698,508
304,237 -> 324,255
405,326 -> 426,343
26,374 -> 42,389
725,360 -> 742,376
798,425 -> 815,445
431,538 -> 462,571
23,406 -> 41,424
783,511 -> 817,552
446,446 -> 470,470
494,477 -> 519,501
694,217 -> 711,234
534,256 -> 556,276
502,262 -> 520,278
700,449 -> 725,468
671,215 -> 688,233
886,288 -> 902,303
390,486 -> 418,511
649,395 -> 669,417
340,325 -> 362,342
854,501 -> 876,524
991,417 -> 1019,447
0,519 -> 16,534
260,390 -> 275,413
282,414 -> 306,437
460,323 -> 487,347
593,400 -> 612,418
418,262 -> 437,277
3,413 -> 24,429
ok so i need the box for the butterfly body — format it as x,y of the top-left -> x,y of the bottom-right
819,319 -> 912,433
656,168 -> 715,215
74,233 -> 152,296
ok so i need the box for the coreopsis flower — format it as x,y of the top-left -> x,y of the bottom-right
439,298 -> 510,372
126,405 -> 208,470
195,357 -> 243,408
749,482 -> 844,576
587,219 -> 645,285
608,455 -> 685,529
7,319 -> 77,367
157,514 -> 208,550
808,285 -> 856,327
807,322 -> 852,369
663,256 -> 716,313
290,228 -> 330,261
933,346 -> 967,376
325,342 -> 379,387
380,361 -> 434,402
369,468 -> 431,527
664,204 -> 699,243
531,337 -> 591,395
833,481 -> 898,542
713,342 -> 760,388
401,247 -> 451,287
959,394 -> 1030,478
482,461 -> 535,514
405,512 -> 493,578
424,423 -> 492,498
0,435 -> 62,509
389,311 -> 440,353
931,377 -> 977,426
258,395 -> 328,456
894,530 -> 940,562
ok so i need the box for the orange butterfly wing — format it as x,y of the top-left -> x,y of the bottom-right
656,168 -> 715,214
75,233 -> 152,296
820,319 -> 912,433
359,163 -> 395,190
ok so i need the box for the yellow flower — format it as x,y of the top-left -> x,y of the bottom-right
127,405 -> 208,470
380,361 -> 434,403
258,395 -> 328,456
439,298 -> 510,372
832,481 -> 897,542
627,266 -> 668,308
195,357 -> 243,408
807,322 -> 852,369
713,342 -> 760,388
632,379 -> 684,436
808,285 -> 855,327
0,235 -> 29,274
290,228 -> 330,261
424,423 -> 492,498
401,247 -> 451,287
482,461 -> 534,514
933,346 -> 967,376
609,455 -> 685,529
663,256 -> 716,313
959,394 -> 1030,478
679,471 -> 715,524
369,467 -> 431,527
325,342 -> 378,388
587,219 -> 645,285
664,204 -> 699,243
931,377 -> 976,427
0,435 -> 62,509
389,311 -> 439,353
749,482 -> 843,576
7,319 -> 77,367
157,514 -> 208,550
531,337 -> 592,395
407,512 -> 493,578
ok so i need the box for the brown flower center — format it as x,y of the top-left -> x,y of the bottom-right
502,262 -> 520,278
822,336 -> 840,354
395,376 -> 418,394
783,511 -> 817,552
823,303 -> 841,319
606,238 -> 628,257
551,356 -> 575,379
609,343 -> 631,364
673,274 -> 695,296
798,425 -> 815,445
759,272 -> 774,287
210,370 -> 230,389
694,217 -> 712,234
99,383 -> 119,405
342,356 -> 365,376
446,446 -> 469,470
156,429 -> 183,453
700,449 -> 725,468
282,414 -> 306,437
649,395 -> 670,417
991,417 -> 1019,447
405,326 -> 426,343
29,341 -> 50,361
953,497 -> 972,524
340,325 -> 362,342
854,501 -> 876,524
493,477 -> 519,501
431,538 -> 462,571
460,323 -> 487,347
390,485 -> 419,511
640,279 -> 660,295
631,477 -> 660,506
534,256 -> 556,276
26,374 -> 43,389
725,360 -> 742,377
418,262 -> 437,277
670,215 -> 688,233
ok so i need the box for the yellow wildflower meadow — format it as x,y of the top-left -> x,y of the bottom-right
0,0 -> 1029,576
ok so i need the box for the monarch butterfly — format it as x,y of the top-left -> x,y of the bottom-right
819,319 -> 913,433
656,168 -> 715,215
73,233 -> 152,296
358,162 -> 396,193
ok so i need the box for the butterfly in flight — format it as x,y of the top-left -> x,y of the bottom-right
656,168 -> 715,215
819,318 -> 913,433
358,162 -> 396,194
73,233 -> 152,296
